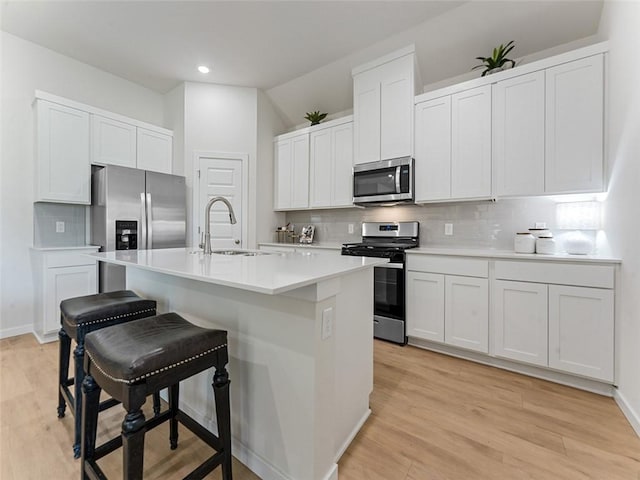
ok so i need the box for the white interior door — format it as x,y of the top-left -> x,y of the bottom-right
197,156 -> 244,249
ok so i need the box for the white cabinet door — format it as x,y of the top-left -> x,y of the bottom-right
291,134 -> 310,209
309,128 -> 332,208
36,100 -> 90,204
274,140 -> 292,210
136,128 -> 172,174
332,122 -> 354,207
353,70 -> 381,165
406,271 -> 445,342
91,114 -> 137,168
380,54 -> 414,161
451,85 -> 492,200
44,264 -> 97,335
414,96 -> 452,201
545,55 -> 604,193
444,275 -> 489,353
493,280 -> 548,366
548,285 -> 613,382
493,71 -> 545,196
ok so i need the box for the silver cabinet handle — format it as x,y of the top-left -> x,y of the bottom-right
376,262 -> 404,270
146,192 -> 153,249
140,193 -> 147,250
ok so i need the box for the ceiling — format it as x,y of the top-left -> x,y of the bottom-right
1,0 -> 465,92
1,1 -> 604,128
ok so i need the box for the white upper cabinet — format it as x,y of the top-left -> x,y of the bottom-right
137,127 -> 173,174
493,71 -> 545,196
310,120 -> 354,208
35,100 -> 91,204
414,96 -> 451,202
451,85 -> 492,200
91,114 -> 137,168
274,132 -> 309,210
545,55 -> 604,194
353,46 -> 416,165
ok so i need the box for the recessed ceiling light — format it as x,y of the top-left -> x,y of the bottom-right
198,65 -> 210,74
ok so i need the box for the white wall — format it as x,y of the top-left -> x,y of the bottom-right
163,83 -> 185,176
183,82 -> 258,248
0,32 -> 166,337
597,2 -> 640,434
256,90 -> 286,242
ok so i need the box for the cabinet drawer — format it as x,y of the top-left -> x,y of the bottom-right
45,251 -> 98,268
494,261 -> 614,289
407,255 -> 488,278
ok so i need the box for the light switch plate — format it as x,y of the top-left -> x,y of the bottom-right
56,221 -> 65,233
348,224 -> 354,234
444,223 -> 453,236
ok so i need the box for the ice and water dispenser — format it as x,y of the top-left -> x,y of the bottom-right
115,220 -> 138,250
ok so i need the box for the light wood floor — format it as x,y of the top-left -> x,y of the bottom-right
1,334 -> 639,479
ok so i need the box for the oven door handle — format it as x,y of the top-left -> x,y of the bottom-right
376,262 -> 404,270
395,166 -> 401,193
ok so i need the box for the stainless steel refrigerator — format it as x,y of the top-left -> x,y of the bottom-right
90,164 -> 187,292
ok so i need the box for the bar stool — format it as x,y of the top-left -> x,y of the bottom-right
81,312 -> 232,480
58,290 -> 159,458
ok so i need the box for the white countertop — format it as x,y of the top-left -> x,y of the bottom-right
259,242 -> 342,250
31,245 -> 99,252
409,246 -> 621,264
88,247 -> 387,295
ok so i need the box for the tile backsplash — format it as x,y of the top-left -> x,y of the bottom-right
285,197 -> 603,253
34,202 -> 87,247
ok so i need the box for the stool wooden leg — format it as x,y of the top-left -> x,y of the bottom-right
152,391 -> 161,417
122,408 -> 146,480
169,384 -> 179,450
80,374 -> 101,480
73,342 -> 85,458
57,327 -> 71,418
213,366 -> 232,480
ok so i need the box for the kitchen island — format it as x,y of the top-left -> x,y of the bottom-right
89,248 -> 387,480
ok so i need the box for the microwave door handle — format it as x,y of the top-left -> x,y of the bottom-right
140,193 -> 147,250
395,166 -> 401,193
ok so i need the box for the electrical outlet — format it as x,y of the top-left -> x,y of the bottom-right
348,224 -> 354,234
321,307 -> 333,340
56,221 -> 65,233
444,223 -> 453,236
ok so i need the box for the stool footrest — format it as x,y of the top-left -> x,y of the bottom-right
183,451 -> 225,480
60,386 -> 75,416
97,398 -> 120,412
84,459 -> 108,480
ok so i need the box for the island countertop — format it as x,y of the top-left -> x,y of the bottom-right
89,247 -> 387,295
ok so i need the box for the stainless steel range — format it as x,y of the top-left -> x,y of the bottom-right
341,221 -> 419,345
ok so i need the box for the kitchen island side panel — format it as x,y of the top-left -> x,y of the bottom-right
126,266 -> 373,480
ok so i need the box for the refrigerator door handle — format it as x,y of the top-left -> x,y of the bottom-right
146,192 -> 153,249
140,192 -> 147,250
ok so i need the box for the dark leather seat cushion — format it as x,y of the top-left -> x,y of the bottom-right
84,313 -> 227,385
61,290 -> 156,340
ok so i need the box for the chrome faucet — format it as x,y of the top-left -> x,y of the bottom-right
200,196 -> 237,254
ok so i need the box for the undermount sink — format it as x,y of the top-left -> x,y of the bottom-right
188,249 -> 270,256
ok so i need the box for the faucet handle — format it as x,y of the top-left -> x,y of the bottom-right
198,232 -> 205,249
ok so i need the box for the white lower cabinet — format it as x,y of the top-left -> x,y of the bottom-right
444,275 -> 489,353
548,285 -> 614,382
406,256 -> 488,353
32,248 -> 98,343
493,280 -> 548,366
406,272 -> 445,342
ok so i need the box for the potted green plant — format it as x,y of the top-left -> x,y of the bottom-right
472,41 -> 516,76
304,111 -> 328,126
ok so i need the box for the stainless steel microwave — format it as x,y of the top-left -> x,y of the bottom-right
353,157 -> 414,205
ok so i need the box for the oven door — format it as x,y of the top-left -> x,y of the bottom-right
373,262 -> 406,344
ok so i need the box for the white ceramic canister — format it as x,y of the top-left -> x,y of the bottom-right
514,232 -> 536,253
528,228 -> 551,239
536,234 -> 556,255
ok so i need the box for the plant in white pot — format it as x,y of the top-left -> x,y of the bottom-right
472,41 -> 516,76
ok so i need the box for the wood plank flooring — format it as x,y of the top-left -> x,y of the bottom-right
1,334 -> 639,479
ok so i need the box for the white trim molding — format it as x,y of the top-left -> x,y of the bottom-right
614,389 -> 640,438
0,324 -> 33,340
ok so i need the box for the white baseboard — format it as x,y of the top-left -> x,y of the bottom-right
32,330 -> 59,344
334,409 -> 370,462
322,464 -> 338,480
614,389 -> 640,438
0,324 -> 33,340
